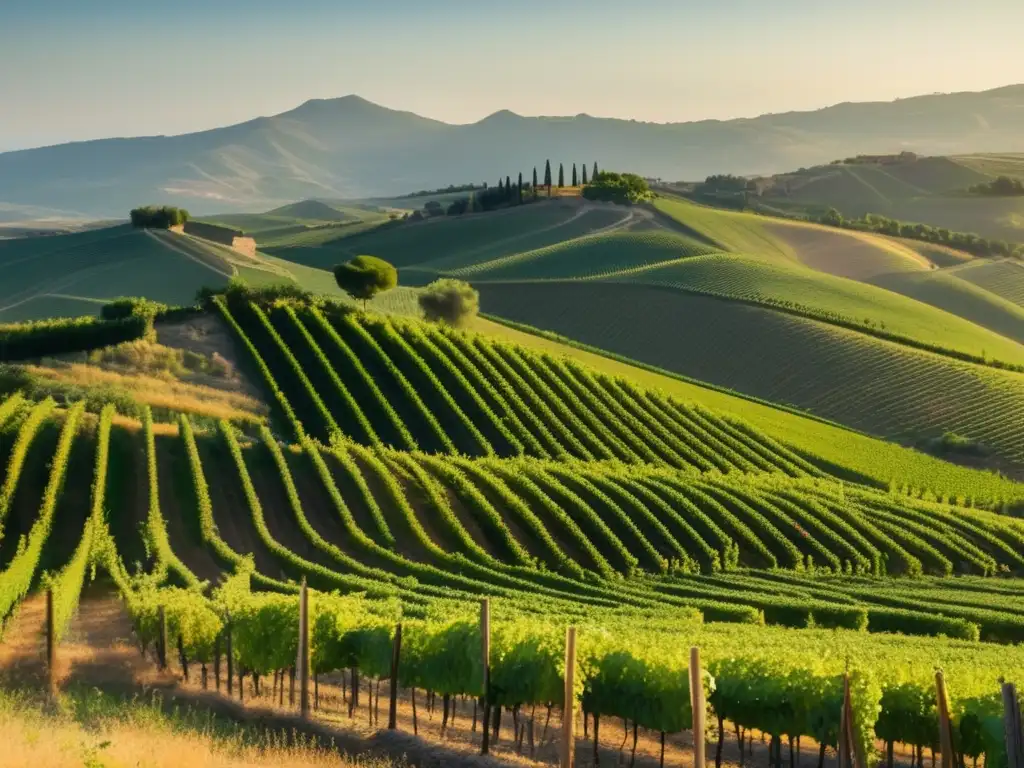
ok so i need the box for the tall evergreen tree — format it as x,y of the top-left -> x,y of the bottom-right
533,167 -> 538,188
544,160 -> 552,187
572,163 -> 578,187
506,176 -> 512,200
558,163 -> 565,188
582,165 -> 588,185
498,178 -> 504,195
517,172 -> 523,203
593,161 -> 599,179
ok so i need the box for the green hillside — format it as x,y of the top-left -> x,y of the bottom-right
761,154 -> 1024,243
612,252 -> 1024,367
447,230 -> 716,281
871,270 -> 1024,345
477,280 -> 1024,466
952,259 -> 1024,307
0,224 -> 417,323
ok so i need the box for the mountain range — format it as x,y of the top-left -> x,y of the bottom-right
3,84 -> 1024,218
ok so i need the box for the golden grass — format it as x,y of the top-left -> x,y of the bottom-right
0,694 -> 398,768
24,362 -> 266,423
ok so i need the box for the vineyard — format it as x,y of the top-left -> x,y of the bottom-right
3,290 -> 1024,765
477,281 -> 1024,465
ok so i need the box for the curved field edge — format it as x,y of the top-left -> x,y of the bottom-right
469,315 -> 1024,507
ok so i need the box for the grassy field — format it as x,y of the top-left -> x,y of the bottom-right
612,252 -> 1024,367
0,224 -> 420,322
477,280 -> 1024,469
0,226 -> 234,322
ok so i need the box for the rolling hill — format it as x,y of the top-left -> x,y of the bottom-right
759,153 -> 1024,243
0,224 -> 417,323
477,281 -> 1024,465
3,85 -> 1024,215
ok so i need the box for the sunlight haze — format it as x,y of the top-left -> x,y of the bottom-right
2,0 -> 1022,149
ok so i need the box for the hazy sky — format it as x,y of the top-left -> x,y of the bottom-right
2,0 -> 1022,151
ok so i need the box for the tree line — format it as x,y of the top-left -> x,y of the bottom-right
967,176 -> 1024,197
819,208 -> 1023,259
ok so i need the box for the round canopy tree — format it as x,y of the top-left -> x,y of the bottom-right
418,278 -> 479,327
333,255 -> 398,309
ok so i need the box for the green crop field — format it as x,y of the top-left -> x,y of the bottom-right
447,230 -> 716,282
952,259 -> 1024,308
871,270 -> 1024,345
612,252 -> 1024,367
263,200 -> 626,274
477,280 -> 1024,466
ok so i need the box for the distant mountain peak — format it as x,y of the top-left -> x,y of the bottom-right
480,109 -> 523,123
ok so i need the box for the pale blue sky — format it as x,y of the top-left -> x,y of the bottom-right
1,0 -> 1022,150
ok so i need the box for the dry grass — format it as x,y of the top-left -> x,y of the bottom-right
22,362 -> 266,423
0,689 -> 403,768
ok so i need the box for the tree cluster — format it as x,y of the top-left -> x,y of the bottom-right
699,175 -> 756,194
581,171 -> 652,204
819,208 -> 1022,259
400,183 -> 483,198
129,205 -> 190,229
967,176 -> 1024,197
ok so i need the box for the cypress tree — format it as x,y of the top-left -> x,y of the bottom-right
517,172 -> 523,203
572,163 -> 578,187
544,160 -> 552,187
593,161 -> 599,179
558,163 -> 564,188
533,167 -> 538,188
582,165 -> 588,185
498,178 -> 504,195
506,175 -> 512,200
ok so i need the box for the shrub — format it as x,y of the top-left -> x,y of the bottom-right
582,171 -> 652,204
333,256 -> 398,309
129,205 -> 190,228
418,279 -> 479,327
100,297 -> 168,321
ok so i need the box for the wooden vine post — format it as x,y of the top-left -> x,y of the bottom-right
388,623 -> 402,729
45,587 -> 56,697
226,616 -> 234,697
935,671 -> 955,768
561,626 -> 578,768
690,647 -> 706,768
840,673 -> 866,768
1003,682 -> 1024,768
297,578 -> 310,719
157,605 -> 168,671
480,598 -> 492,755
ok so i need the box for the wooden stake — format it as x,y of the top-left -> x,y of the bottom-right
157,605 -> 168,671
935,671 -> 956,768
561,626 -> 578,768
481,598 -> 492,756
45,588 -> 56,697
389,623 -> 402,729
839,677 -> 850,768
1002,682 -> 1024,768
226,625 -> 233,697
298,579 -> 309,718
213,634 -> 221,692
690,646 -> 706,768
